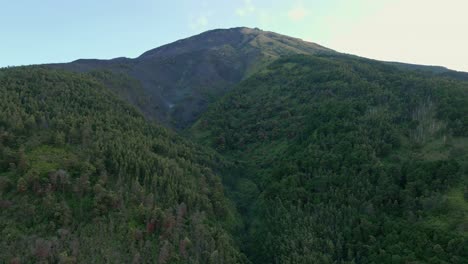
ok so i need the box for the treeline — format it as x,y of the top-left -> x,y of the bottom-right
190,55 -> 468,263
0,67 -> 247,263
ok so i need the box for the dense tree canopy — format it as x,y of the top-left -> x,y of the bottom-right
1,53 -> 467,263
0,67 -> 247,263
190,55 -> 468,263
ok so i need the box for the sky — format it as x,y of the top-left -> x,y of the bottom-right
1,0 -> 467,71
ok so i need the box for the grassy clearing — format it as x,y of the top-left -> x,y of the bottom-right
27,145 -> 75,175
424,187 -> 468,236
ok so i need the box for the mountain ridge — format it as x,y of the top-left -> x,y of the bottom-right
1,27 -> 468,263
47,27 -> 334,129
47,27 -> 468,129
139,27 -> 332,59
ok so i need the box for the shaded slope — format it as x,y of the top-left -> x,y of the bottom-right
0,67 -> 247,263
49,27 -> 333,129
190,54 -> 468,263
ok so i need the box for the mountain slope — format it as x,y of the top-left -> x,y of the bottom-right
189,54 -> 468,263
0,67 -> 248,263
7,28 -> 468,263
387,61 -> 468,81
49,27 -> 333,129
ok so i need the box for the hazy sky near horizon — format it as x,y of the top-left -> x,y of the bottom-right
1,0 -> 467,71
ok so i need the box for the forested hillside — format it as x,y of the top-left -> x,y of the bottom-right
0,67 -> 247,263
190,55 -> 468,263
2,28 -> 468,264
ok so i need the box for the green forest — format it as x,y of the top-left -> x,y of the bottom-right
190,55 -> 468,263
1,54 -> 467,263
0,67 -> 248,263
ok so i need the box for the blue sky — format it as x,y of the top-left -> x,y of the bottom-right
1,0 -> 467,71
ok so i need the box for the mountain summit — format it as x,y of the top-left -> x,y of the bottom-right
139,27 -> 331,59
50,27 -> 333,128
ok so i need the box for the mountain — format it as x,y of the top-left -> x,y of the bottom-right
189,54 -> 468,263
48,27 -> 333,129
387,61 -> 468,80
3,28 -> 468,263
0,67 -> 248,263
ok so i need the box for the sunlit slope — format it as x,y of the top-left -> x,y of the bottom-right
190,54 -> 468,263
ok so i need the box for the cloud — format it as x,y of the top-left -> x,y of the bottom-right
258,10 -> 272,27
325,0 -> 468,71
235,0 -> 273,28
189,15 -> 209,30
288,5 -> 308,22
236,0 -> 256,17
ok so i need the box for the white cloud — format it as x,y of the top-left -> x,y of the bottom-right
258,10 -> 272,27
236,0 -> 256,17
189,15 -> 209,30
235,0 -> 274,28
197,16 -> 208,27
288,4 -> 308,22
326,0 -> 468,71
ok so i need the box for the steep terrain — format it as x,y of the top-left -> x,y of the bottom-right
49,27 -> 332,129
387,61 -> 468,81
2,28 -> 468,264
0,67 -> 248,263
49,28 -> 468,131
190,54 -> 468,263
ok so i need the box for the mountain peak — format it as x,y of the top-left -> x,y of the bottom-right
138,27 -> 332,60
51,27 -> 335,129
